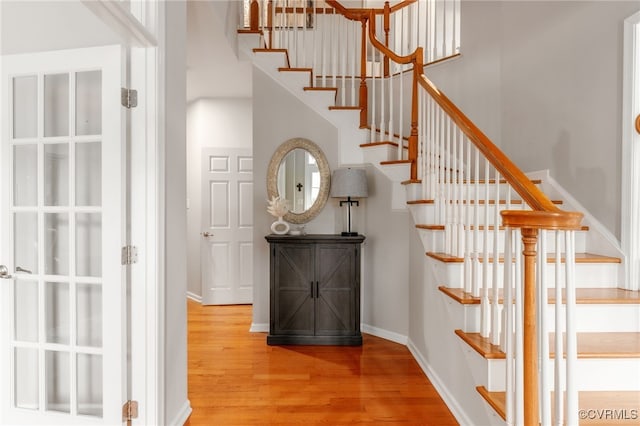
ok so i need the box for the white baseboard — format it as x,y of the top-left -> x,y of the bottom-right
407,338 -> 474,426
168,400 -> 192,426
361,323 -> 408,345
250,323 -> 269,333
186,292 -> 202,303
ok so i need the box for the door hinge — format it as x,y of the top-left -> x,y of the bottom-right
121,246 -> 138,265
121,88 -> 138,109
122,400 -> 139,422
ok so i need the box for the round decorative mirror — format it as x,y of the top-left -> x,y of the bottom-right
267,138 -> 331,224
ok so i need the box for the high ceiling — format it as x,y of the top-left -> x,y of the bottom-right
187,0 -> 253,101
1,1 -> 252,102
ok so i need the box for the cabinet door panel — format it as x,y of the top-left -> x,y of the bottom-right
273,244 -> 314,335
316,244 -> 356,336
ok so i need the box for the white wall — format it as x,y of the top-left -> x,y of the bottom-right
499,1 -> 639,239
162,1 -> 189,424
186,98 -> 252,298
423,1 -> 640,239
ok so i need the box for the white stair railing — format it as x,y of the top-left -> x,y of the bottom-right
418,74 -> 583,425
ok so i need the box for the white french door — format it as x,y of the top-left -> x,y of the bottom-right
201,148 -> 253,305
0,45 -> 127,424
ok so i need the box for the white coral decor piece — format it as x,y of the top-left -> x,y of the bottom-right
267,196 -> 290,235
267,196 -> 289,218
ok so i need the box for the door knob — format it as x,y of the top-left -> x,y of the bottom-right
202,232 -> 214,237
0,265 -> 13,279
636,114 -> 640,135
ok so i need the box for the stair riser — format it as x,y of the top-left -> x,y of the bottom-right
362,145 -> 399,166
478,358 -> 640,392
253,51 -> 288,70
450,302 -> 640,334
435,261 -> 620,291
408,204 -> 530,228
405,183 -> 529,203
417,228 -> 588,255
380,163 -> 412,182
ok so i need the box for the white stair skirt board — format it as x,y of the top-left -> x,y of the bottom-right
527,170 -> 624,260
360,323 -> 408,345
186,292 -> 203,303
407,339 -> 477,426
391,182 -> 408,211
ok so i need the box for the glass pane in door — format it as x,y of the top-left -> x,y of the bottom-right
12,76 -> 37,139
44,74 -> 69,137
15,347 -> 39,410
45,351 -> 70,413
44,143 -> 69,206
45,282 -> 69,345
76,142 -> 101,206
44,213 -> 69,275
76,213 -> 101,277
14,280 -> 38,342
13,144 -> 38,206
77,284 -> 102,347
75,71 -> 101,136
77,353 -> 103,417
14,212 -> 38,274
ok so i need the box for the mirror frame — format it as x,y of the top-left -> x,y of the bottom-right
267,137 -> 331,224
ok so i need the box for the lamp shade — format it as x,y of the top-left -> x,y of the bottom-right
330,168 -> 368,198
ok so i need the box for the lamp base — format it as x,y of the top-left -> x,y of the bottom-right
341,231 -> 359,237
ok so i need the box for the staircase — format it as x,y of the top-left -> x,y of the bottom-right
237,1 -> 640,424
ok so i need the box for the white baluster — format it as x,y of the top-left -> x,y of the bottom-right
463,136 -> 472,294
457,129 -> 465,258
565,230 -> 578,425
514,228 -> 524,426
490,170 -> 501,346
472,147 -> 480,298
340,18 -> 346,106
554,230 -> 564,426
504,227 -> 514,425
480,160 -> 491,338
451,123 -> 458,256
444,117 -> 452,255
539,229 -> 551,426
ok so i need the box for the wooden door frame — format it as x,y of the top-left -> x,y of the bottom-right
622,10 -> 640,291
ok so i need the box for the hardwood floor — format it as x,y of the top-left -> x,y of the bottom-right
186,300 -> 458,425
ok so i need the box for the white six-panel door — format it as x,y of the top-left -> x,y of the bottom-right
201,148 -> 253,305
0,45 -> 126,425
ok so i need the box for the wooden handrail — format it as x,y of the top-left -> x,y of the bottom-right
417,75 -> 583,227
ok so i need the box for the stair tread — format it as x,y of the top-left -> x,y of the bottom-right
304,86 -> 337,91
456,330 -> 640,359
360,141 -> 400,148
440,286 -> 640,305
415,224 -> 590,231
477,386 -> 640,424
427,252 -> 622,264
278,67 -> 313,72
252,48 -> 290,67
381,159 -> 412,165
406,198 -> 563,205
328,106 -> 361,110
400,178 -> 543,185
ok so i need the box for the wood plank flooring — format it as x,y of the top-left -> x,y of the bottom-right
186,300 -> 458,425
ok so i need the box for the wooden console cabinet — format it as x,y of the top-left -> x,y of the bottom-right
265,234 -> 365,345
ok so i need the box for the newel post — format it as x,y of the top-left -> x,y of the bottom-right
521,227 -> 540,426
359,17 -> 369,128
250,0 -> 260,31
408,47 -> 423,180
